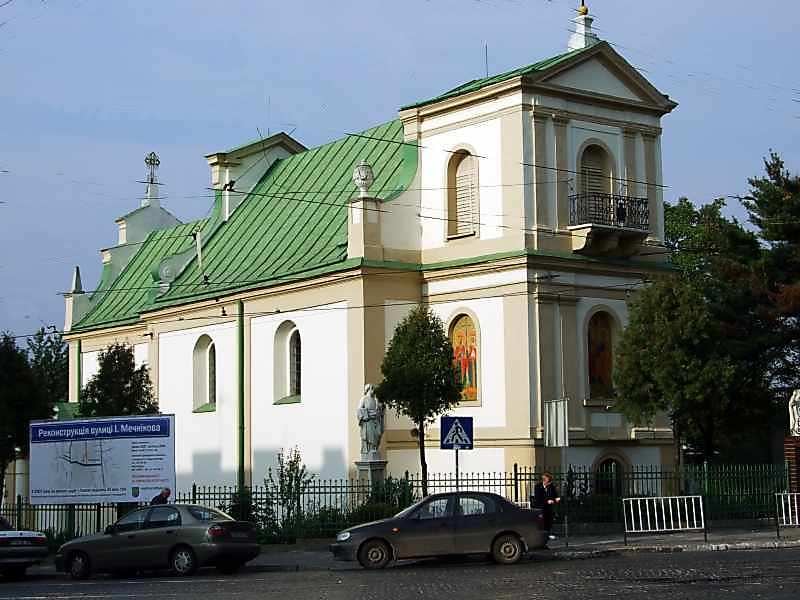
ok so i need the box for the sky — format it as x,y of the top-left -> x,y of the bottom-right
1,0 -> 798,339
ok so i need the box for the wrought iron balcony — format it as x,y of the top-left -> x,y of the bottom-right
569,193 -> 649,231
567,193 -> 650,257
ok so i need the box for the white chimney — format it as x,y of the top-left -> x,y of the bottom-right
568,1 -> 600,51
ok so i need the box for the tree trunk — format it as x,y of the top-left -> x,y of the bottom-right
417,420 -> 428,497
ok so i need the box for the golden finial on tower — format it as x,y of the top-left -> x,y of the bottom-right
578,1 -> 589,16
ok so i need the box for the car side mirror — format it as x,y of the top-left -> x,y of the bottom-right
104,525 -> 115,535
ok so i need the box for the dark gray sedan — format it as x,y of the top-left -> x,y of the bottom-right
55,504 -> 259,579
330,491 -> 547,569
0,516 -> 49,579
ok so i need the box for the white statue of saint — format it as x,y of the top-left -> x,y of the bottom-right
358,384 -> 384,460
790,389 -> 800,437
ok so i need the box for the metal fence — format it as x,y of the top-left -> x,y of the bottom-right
1,463 -> 788,545
623,495 -> 707,543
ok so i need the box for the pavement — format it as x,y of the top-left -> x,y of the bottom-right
5,547 -> 800,599
23,526 -> 800,576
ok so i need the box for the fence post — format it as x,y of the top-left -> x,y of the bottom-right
192,483 -> 197,504
775,493 -> 781,539
513,463 -> 519,503
15,494 -> 22,530
702,496 -> 708,543
95,503 -> 101,534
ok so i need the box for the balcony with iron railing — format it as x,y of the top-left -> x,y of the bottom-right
568,193 -> 650,256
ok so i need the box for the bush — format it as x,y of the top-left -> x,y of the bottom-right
44,528 -> 75,554
348,502 -> 398,524
368,476 -> 416,508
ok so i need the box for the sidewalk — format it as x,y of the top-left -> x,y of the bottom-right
25,527 -> 800,578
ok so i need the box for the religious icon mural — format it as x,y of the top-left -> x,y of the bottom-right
451,315 -> 479,402
588,311 -> 614,398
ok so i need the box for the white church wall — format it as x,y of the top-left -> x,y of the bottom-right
133,342 -> 148,367
565,445 -> 660,469
387,447 -> 505,481
158,322 -> 237,489
250,302 -> 349,480
419,117 -> 504,248
81,351 -> 99,387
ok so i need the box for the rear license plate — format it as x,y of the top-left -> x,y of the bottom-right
9,540 -> 31,546
230,532 -> 249,539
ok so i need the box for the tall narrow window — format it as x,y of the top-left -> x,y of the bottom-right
580,145 -> 612,195
193,335 -> 216,411
588,311 -> 614,398
289,329 -> 301,396
450,314 -> 479,402
447,151 -> 478,237
274,321 -> 301,403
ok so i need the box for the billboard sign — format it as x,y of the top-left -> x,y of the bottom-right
29,415 -> 176,505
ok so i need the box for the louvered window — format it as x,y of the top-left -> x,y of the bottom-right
448,152 -> 478,237
581,145 -> 611,195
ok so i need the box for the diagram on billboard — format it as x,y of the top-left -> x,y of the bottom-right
48,439 -> 125,491
29,415 -> 175,505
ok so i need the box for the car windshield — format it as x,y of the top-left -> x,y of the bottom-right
0,517 -> 12,531
187,506 -> 233,521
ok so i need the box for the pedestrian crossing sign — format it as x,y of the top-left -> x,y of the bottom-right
440,416 -> 473,450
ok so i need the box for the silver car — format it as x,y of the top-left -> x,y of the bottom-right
55,504 -> 259,579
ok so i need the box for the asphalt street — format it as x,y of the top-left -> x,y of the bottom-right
1,548 -> 799,600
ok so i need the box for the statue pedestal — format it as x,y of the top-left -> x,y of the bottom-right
785,437 -> 800,493
355,460 -> 388,488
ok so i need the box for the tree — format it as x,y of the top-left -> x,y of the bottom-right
0,333 -> 50,502
78,343 -> 157,417
376,306 -> 461,495
27,327 -> 68,405
615,198 -> 776,461
742,153 -> 800,397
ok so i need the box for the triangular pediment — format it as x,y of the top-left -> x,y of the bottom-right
532,42 -> 677,113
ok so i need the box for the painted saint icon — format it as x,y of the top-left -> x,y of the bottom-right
588,312 -> 614,398
451,315 -> 478,402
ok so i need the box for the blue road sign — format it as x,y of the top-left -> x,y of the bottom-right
440,416 -> 473,450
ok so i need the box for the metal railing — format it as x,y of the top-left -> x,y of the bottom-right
775,492 -> 800,537
1,464 -> 788,544
569,193 -> 649,231
623,495 -> 707,543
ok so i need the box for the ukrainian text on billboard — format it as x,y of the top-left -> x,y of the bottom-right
28,415 -> 176,505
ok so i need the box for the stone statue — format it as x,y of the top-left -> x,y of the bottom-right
790,389 -> 800,437
358,384 -> 384,460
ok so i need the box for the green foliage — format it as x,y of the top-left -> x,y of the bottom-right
368,475 -> 416,508
348,502 -> 398,524
376,306 -> 461,494
78,343 -> 157,417
26,328 -> 68,405
264,447 -> 315,541
0,333 -> 51,501
616,198 -> 775,461
223,487 -> 263,523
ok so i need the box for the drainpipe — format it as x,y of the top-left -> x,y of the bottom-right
237,300 -> 245,491
75,339 -> 82,404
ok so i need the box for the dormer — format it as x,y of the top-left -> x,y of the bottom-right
205,132 -> 306,220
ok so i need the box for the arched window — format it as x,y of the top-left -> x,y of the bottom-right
193,334 -> 216,411
595,457 -> 625,496
447,151 -> 478,237
450,314 -> 479,402
274,321 -> 301,403
289,329 -> 301,396
579,144 -> 612,195
588,311 -> 614,399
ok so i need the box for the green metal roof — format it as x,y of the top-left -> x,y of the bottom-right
400,46 -> 592,110
71,119 -> 417,331
73,220 -> 205,331
154,119 -> 417,307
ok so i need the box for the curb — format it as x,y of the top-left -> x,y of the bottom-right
553,538 -> 800,559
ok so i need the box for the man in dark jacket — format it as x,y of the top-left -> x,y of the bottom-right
532,472 -> 560,540
150,487 -> 171,505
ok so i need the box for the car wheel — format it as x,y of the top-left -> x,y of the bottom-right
68,551 -> 91,580
170,546 -> 197,576
216,561 -> 243,575
492,533 -> 523,565
357,539 -> 391,570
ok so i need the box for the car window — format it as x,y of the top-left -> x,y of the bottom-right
415,497 -> 451,520
0,516 -> 11,531
146,506 -> 181,529
115,508 -> 149,533
458,495 -> 495,517
187,506 -> 233,521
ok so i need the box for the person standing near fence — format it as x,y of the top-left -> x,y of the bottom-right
150,488 -> 171,505
532,472 -> 560,540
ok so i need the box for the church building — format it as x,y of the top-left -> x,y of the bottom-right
60,4 -> 677,490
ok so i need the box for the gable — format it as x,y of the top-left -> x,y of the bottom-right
544,56 -> 645,102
